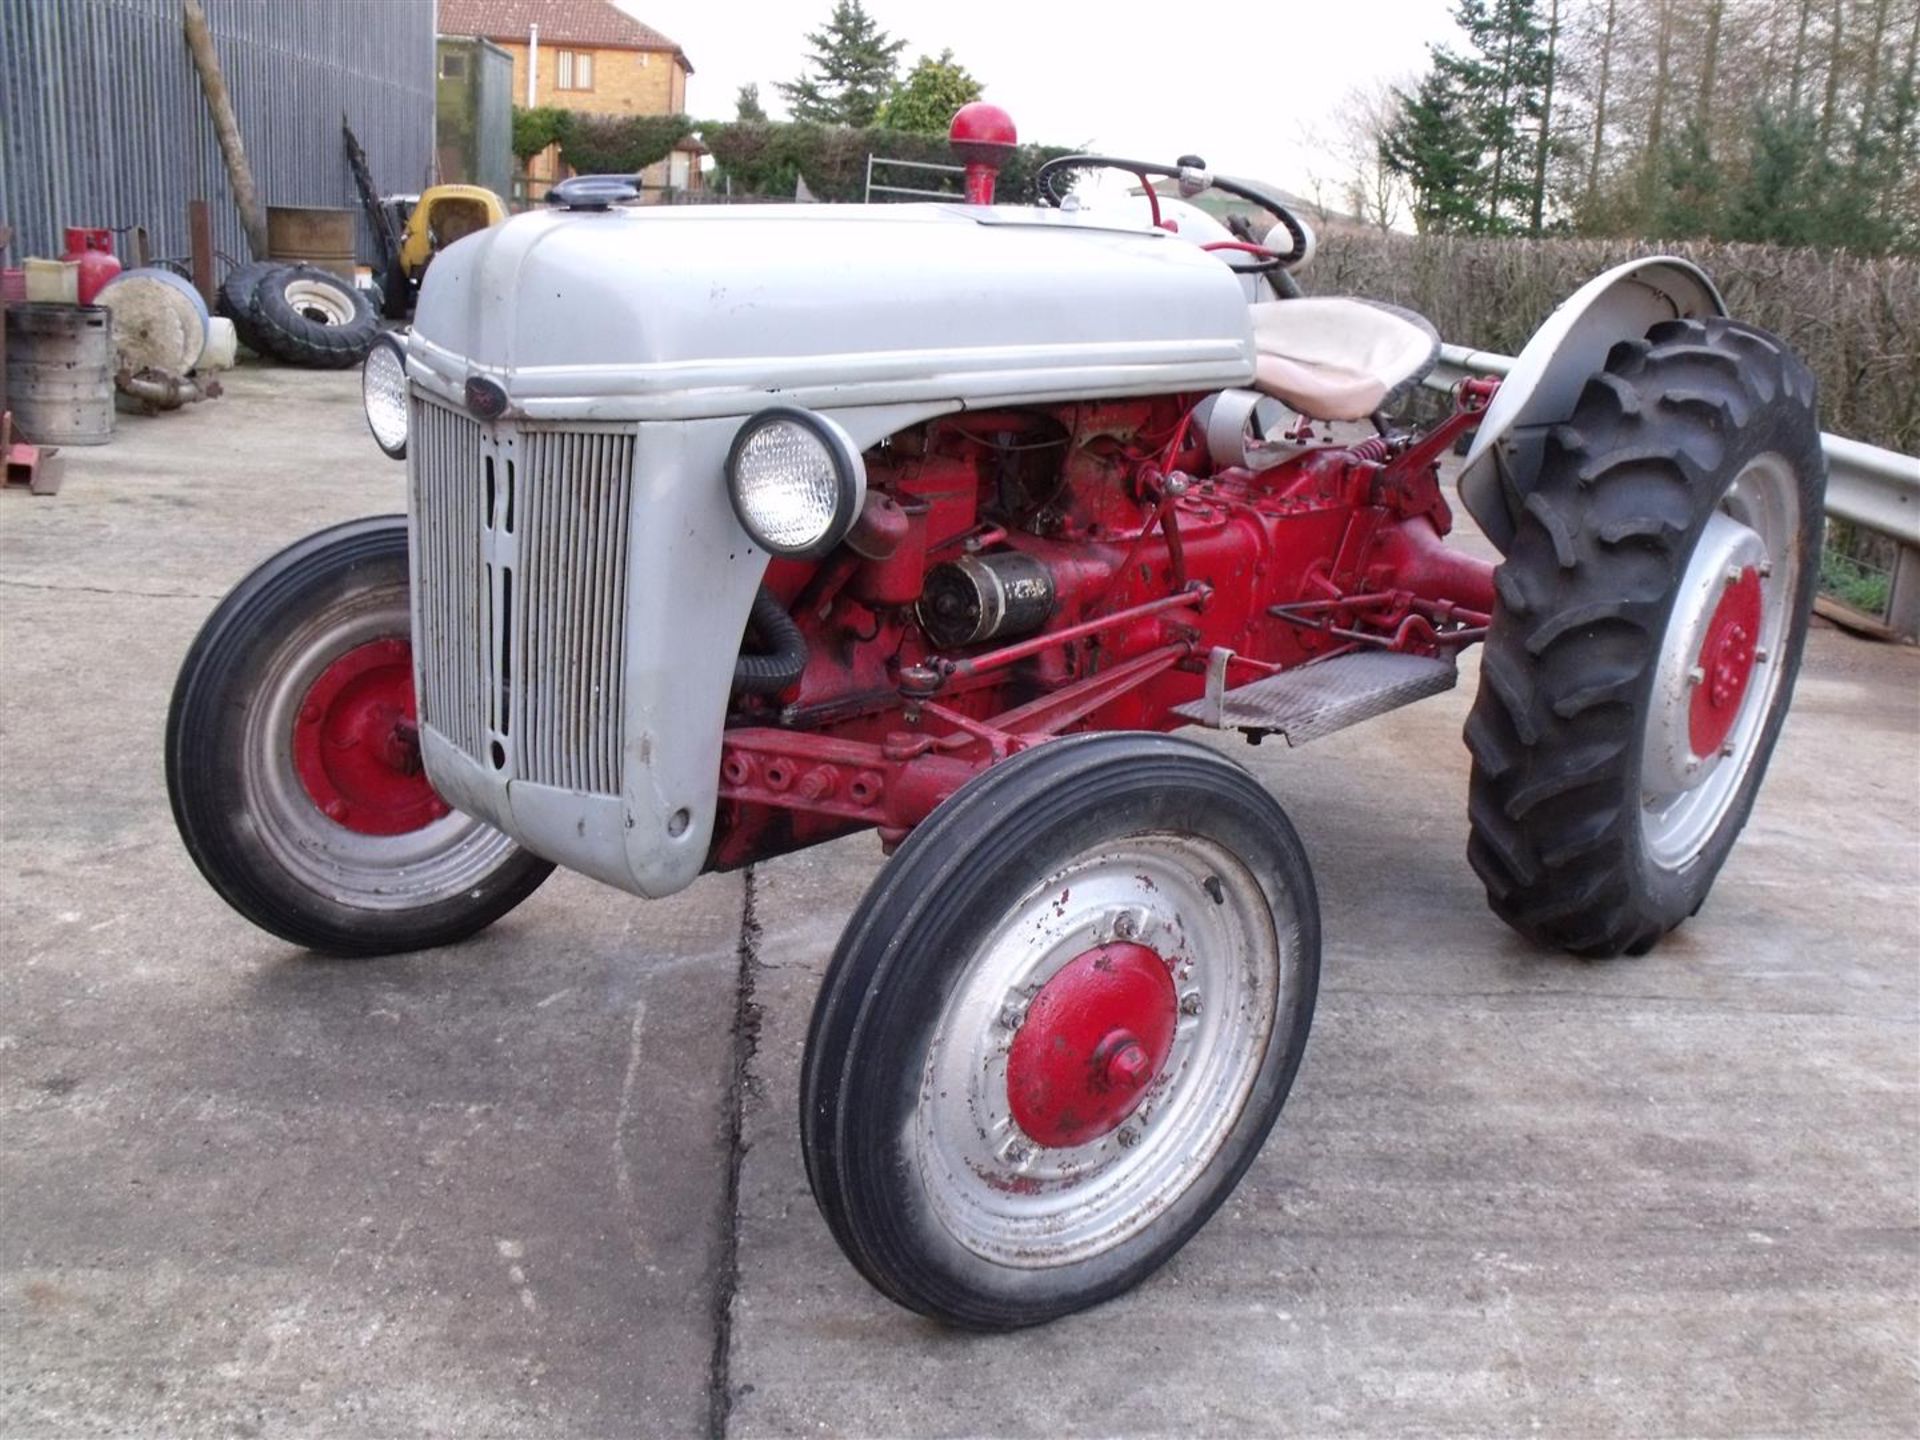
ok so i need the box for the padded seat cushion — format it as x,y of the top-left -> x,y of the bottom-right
1249,298 -> 1441,422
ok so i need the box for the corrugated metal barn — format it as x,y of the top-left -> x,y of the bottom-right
1,0 -> 435,268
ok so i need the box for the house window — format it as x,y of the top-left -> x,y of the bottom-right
439,51 -> 467,80
556,49 -> 593,90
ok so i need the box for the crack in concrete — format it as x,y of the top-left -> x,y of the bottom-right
707,867 -> 763,1440
0,577 -> 223,600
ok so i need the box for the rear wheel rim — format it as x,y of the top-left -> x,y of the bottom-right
1640,452 -> 1802,869
242,579 -> 525,911
913,833 -> 1285,1269
281,277 -> 355,326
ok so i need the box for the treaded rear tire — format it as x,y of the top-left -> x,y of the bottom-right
216,261 -> 276,356
1464,317 -> 1824,957
246,264 -> 379,369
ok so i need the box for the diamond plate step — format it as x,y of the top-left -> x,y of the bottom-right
1173,650 -> 1457,745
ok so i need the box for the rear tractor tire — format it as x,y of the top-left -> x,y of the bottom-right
166,516 -> 554,956
215,260 -> 276,357
1465,317 -> 1825,957
801,733 -> 1321,1329
245,264 -> 380,369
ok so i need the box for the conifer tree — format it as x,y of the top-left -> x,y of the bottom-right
1381,70 -> 1485,233
776,2 -> 907,129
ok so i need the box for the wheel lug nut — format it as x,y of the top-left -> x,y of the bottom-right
1687,665 -> 1706,686
1180,992 -> 1202,1017
300,702 -> 321,724
1107,1041 -> 1152,1091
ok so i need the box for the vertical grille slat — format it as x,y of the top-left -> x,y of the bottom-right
409,396 -> 634,797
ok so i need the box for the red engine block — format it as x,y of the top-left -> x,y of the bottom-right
709,384 -> 1499,870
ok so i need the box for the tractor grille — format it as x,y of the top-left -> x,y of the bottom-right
410,395 -> 635,796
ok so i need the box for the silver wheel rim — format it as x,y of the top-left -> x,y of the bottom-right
912,833 -> 1295,1268
240,578 -> 524,911
281,277 -> 355,326
1640,452 -> 1802,869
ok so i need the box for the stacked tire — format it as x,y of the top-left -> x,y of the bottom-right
217,262 -> 380,369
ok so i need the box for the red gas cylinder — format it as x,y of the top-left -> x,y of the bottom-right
62,227 -> 121,305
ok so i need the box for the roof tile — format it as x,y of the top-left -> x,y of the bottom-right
439,0 -> 689,67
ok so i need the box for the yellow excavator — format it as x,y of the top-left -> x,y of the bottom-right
375,185 -> 506,318
346,122 -> 507,319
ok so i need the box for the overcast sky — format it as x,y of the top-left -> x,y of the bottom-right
619,0 -> 1462,195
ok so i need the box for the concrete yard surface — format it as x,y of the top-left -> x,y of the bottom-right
3,364 -> 1917,1437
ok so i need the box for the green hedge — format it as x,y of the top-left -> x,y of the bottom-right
1310,231 -> 1919,455
512,110 -> 1079,203
512,107 -> 694,174
701,121 -> 1075,204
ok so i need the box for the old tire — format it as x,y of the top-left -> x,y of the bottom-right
217,261 -> 277,356
166,515 -> 554,956
802,733 -> 1320,1329
1464,317 -> 1824,957
246,264 -> 379,368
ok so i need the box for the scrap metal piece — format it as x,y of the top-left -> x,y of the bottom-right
1172,650 -> 1457,745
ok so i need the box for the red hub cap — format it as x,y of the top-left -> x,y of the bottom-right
292,638 -> 450,836
1006,942 -> 1178,1149
1689,567 -> 1763,758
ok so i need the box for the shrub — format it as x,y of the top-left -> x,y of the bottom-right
1311,232 -> 1919,454
702,120 -> 1074,205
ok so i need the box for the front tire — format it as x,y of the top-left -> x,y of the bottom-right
801,733 -> 1320,1329
1465,317 -> 1824,957
166,516 -> 554,956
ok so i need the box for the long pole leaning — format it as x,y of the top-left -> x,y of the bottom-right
182,0 -> 269,260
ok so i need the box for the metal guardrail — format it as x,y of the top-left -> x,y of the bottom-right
1425,343 -> 1920,641
863,155 -> 965,203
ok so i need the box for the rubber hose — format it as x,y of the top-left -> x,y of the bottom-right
733,585 -> 809,694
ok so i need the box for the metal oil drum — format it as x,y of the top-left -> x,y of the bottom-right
4,303 -> 115,445
267,205 -> 358,280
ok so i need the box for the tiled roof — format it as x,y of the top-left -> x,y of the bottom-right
439,0 -> 691,68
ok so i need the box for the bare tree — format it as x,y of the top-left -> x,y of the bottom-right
1531,0 -> 1564,235
1582,0 -> 1619,210
1299,79 -> 1413,233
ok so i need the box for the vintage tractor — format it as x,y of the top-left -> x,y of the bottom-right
165,106 -> 1825,1331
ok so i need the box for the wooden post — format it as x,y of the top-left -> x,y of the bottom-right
182,0 -> 268,260
187,199 -> 215,304
1,225 -> 11,421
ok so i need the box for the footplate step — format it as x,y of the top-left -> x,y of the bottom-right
1173,649 -> 1457,745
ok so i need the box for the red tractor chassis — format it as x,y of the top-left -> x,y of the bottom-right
709,379 -> 1502,870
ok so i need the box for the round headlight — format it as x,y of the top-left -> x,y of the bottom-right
725,407 -> 864,558
362,332 -> 409,460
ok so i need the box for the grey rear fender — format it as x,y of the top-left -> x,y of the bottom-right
1458,257 -> 1727,553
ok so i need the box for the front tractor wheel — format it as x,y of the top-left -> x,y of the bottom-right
1465,317 -> 1825,957
166,516 -> 553,956
801,733 -> 1320,1330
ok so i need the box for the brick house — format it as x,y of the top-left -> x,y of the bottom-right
438,0 -> 700,196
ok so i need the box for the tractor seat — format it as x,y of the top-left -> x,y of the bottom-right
1248,298 -> 1441,422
